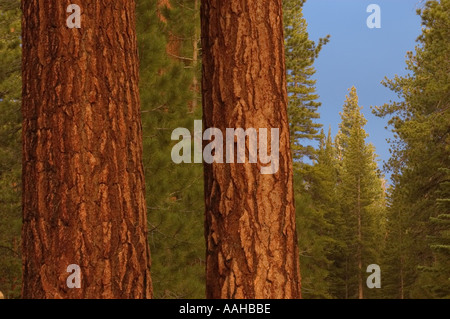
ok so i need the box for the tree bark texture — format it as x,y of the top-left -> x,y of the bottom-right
21,0 -> 152,299
201,0 -> 302,299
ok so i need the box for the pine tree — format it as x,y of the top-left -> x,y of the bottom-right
336,86 -> 360,155
296,128 -> 336,298
137,0 -> 205,298
201,0 -> 301,298
313,128 -> 348,299
283,0 -> 331,298
413,163 -> 450,298
283,0 -> 329,165
0,0 -> 21,299
22,1 -> 152,298
381,184 -> 414,299
163,0 -> 201,111
336,88 -> 385,299
373,0 -> 450,298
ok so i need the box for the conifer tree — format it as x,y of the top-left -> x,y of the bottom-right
137,0 -> 204,298
22,0 -> 152,298
419,164 -> 450,298
373,0 -> 449,298
283,0 -> 329,165
381,184 -> 414,299
336,86 -> 360,155
201,0 -> 301,298
296,128 -> 336,298
283,0 -> 331,298
313,128 -> 348,299
336,88 -> 384,299
162,0 -> 201,111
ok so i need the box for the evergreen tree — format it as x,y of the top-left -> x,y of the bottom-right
335,86 -> 360,156
201,0 -> 301,298
283,0 -> 329,165
381,183 -> 415,299
373,0 -> 449,298
137,0 -> 205,298
160,0 -> 201,111
296,128 -> 336,298
420,164 -> 450,298
0,0 -> 21,299
314,128 -> 349,299
284,0 -> 332,298
336,88 -> 385,299
21,0 -> 152,298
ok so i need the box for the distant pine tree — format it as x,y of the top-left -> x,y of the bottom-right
284,0 -> 332,299
296,128 -> 337,298
283,0 -> 329,166
335,88 -> 385,299
335,86 -> 360,158
373,0 -> 450,298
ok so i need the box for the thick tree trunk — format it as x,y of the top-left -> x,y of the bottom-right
201,0 -> 301,299
21,0 -> 152,299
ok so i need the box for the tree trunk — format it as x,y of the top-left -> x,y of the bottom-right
357,175 -> 363,299
399,213 -> 404,300
201,0 -> 301,299
345,257 -> 349,299
21,0 -> 152,299
400,257 -> 404,299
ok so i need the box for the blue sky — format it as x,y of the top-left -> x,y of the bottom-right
302,0 -> 423,180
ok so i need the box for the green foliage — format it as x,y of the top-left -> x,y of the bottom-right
297,128 -> 337,299
0,0 -> 21,299
333,88 -> 386,299
335,86 -> 360,157
283,0 -> 329,165
137,0 -> 204,298
283,0 -> 334,298
373,0 -> 450,298
380,185 -> 416,299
